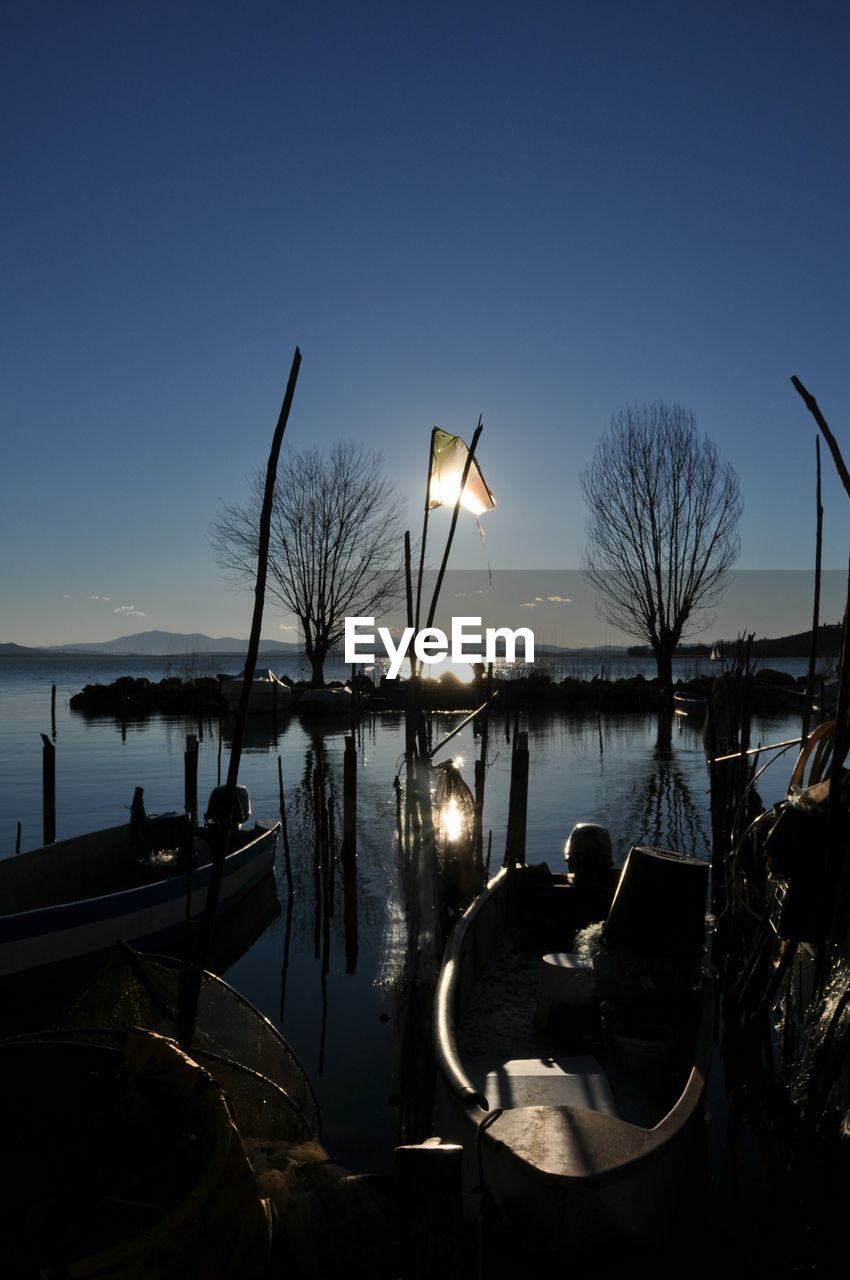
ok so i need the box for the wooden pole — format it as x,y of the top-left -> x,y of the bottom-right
277,754 -> 293,896
404,530 -> 418,763
826,556 -> 850,946
396,1140 -> 464,1280
504,730 -> 529,867
40,733 -> 55,845
802,436 -> 823,747
182,346 -> 301,1048
342,735 -> 357,863
50,684 -> 57,737
791,376 -> 850,502
184,734 -> 199,827
414,427 -> 438,641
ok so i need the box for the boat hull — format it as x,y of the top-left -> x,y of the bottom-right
221,673 -> 293,714
0,818 -> 279,990
433,862 -> 713,1256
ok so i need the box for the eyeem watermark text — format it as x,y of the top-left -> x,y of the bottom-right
344,616 -> 535,679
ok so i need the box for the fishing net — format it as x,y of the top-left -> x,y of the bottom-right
0,1029 -> 273,1280
57,943 -> 320,1143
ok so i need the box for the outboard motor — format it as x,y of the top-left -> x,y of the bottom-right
204,784 -> 251,827
565,822 -> 613,886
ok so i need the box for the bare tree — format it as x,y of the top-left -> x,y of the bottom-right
581,402 -> 741,686
211,442 -> 405,685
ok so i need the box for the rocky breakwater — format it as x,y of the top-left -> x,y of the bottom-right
69,674 -> 229,716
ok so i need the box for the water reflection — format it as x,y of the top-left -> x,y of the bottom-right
275,728 -> 366,1076
220,711 -> 294,753
624,710 -> 710,858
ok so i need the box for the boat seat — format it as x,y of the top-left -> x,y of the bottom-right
534,951 -> 595,1032
484,1054 -> 618,1116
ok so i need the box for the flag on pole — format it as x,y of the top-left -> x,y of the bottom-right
427,428 -> 496,516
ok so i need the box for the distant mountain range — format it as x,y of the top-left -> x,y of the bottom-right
0,630 -> 302,656
1,623 -> 843,660
627,624 -> 843,660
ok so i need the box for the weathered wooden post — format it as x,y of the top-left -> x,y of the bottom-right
277,754 -> 293,895
50,683 -> 57,737
396,1139 -> 464,1280
40,733 -> 55,845
184,734 -> 199,827
342,735 -> 357,862
504,729 -> 529,867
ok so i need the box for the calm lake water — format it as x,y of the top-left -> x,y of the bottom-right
0,652 -> 810,1186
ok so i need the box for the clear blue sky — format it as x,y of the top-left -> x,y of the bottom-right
3,1 -> 849,647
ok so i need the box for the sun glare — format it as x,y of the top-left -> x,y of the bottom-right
442,796 -> 464,842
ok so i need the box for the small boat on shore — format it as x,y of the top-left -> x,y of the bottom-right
221,668 -> 293,714
0,787 -> 279,992
297,685 -> 354,716
433,830 -> 712,1259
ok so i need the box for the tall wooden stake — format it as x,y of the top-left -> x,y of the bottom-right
342,735 -> 357,863
182,346 -> 301,1048
505,730 -> 529,867
801,437 -> 823,747
414,427 -> 438,643
40,734 -> 55,845
184,734 -> 199,828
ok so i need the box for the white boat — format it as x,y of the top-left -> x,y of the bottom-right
221,669 -> 293,714
297,686 -> 354,715
433,836 -> 713,1258
0,790 -> 279,991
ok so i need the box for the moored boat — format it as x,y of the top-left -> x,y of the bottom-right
297,685 -> 354,715
0,787 -> 279,992
221,668 -> 293,714
433,830 -> 713,1258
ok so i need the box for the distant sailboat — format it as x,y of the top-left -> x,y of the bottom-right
710,642 -> 721,661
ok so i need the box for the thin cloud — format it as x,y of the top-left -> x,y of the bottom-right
278,624 -> 297,632
114,605 -> 147,617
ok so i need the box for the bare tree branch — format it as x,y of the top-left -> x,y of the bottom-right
211,442 -> 405,684
581,402 -> 742,685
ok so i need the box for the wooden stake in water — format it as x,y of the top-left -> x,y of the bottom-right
182,345 -> 301,1049
396,1140 -> 464,1280
50,684 -> 56,737
277,754 -> 293,895
40,733 -> 55,845
505,730 -> 529,867
184,734 -> 199,827
342,735 -> 357,863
